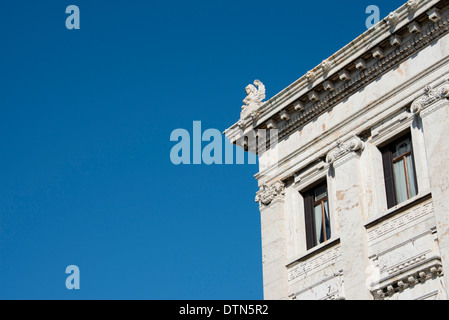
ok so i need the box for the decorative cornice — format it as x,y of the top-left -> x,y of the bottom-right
411,81 -> 449,115
224,0 -> 448,147
407,0 -> 420,10
306,70 -> 316,83
255,181 -> 285,206
257,0 -> 441,115
386,11 -> 400,27
321,59 -> 333,73
372,263 -> 443,300
326,135 -> 365,165
275,11 -> 449,143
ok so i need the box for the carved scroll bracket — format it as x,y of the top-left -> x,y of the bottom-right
326,135 -> 365,166
255,181 -> 286,207
411,82 -> 449,116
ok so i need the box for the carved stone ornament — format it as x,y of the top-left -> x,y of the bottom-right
407,0 -> 419,10
321,59 -> 332,72
386,11 -> 399,27
372,264 -> 444,300
306,71 -> 316,83
326,135 -> 365,165
255,181 -> 286,206
411,82 -> 449,115
240,80 -> 266,122
233,5 -> 449,146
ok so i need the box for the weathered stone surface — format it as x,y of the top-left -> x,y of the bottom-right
225,0 -> 449,300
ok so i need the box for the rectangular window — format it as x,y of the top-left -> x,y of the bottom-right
303,182 -> 331,250
382,134 -> 418,209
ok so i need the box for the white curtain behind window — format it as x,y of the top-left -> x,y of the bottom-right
406,155 -> 417,198
393,159 -> 408,203
323,200 -> 330,241
314,204 -> 323,245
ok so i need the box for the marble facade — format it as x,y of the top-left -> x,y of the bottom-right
225,0 -> 449,300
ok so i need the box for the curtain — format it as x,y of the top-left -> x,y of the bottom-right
393,159 -> 408,203
323,200 -> 331,241
314,200 -> 331,244
406,155 -> 418,198
314,204 -> 323,245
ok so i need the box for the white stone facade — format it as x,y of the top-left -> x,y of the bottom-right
225,0 -> 449,300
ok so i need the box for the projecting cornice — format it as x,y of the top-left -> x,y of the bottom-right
225,0 -> 449,146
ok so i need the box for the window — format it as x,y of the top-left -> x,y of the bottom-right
381,134 -> 418,209
303,182 -> 331,250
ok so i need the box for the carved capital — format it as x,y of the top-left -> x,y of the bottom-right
255,181 -> 286,206
326,136 -> 365,165
411,83 -> 449,116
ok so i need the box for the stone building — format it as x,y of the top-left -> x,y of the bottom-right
225,0 -> 449,300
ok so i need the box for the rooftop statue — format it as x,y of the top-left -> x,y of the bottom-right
240,80 -> 266,122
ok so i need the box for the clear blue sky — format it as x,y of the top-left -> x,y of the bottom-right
0,0 -> 405,299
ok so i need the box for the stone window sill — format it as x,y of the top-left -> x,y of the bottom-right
364,190 -> 432,229
286,237 -> 340,268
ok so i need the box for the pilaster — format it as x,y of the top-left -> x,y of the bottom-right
414,85 -> 449,296
327,136 -> 372,300
256,181 -> 288,300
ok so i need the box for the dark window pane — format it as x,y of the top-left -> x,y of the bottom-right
304,192 -> 316,250
393,138 -> 411,158
382,146 -> 396,209
314,186 -> 327,202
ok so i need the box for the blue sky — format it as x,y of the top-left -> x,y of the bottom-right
0,0 -> 405,299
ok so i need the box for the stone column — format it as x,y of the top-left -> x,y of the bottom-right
413,85 -> 449,296
256,181 -> 288,300
326,136 -> 372,300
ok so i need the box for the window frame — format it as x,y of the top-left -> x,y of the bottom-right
381,133 -> 419,209
302,181 -> 331,250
